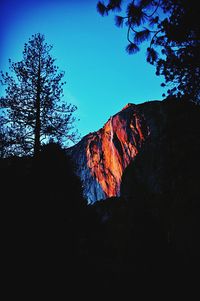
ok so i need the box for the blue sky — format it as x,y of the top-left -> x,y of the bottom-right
0,0 -> 166,139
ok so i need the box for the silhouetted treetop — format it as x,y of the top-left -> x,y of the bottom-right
97,0 -> 200,102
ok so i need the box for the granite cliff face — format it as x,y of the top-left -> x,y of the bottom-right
67,101 -> 165,203
68,100 -> 200,204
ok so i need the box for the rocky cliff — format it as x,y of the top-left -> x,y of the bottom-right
67,100 -> 166,203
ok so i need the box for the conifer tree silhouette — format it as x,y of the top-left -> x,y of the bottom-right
0,33 -> 78,157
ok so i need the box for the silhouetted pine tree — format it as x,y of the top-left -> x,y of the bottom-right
0,33 -> 79,158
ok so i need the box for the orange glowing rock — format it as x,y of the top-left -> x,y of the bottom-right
68,103 -> 150,203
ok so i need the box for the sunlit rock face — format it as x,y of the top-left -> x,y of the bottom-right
68,101 -> 164,203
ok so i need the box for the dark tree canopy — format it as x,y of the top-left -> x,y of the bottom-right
97,0 -> 200,103
0,33 -> 79,158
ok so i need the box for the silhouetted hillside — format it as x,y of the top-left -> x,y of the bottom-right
1,101 -> 200,296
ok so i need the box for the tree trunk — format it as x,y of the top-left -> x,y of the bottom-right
34,55 -> 41,158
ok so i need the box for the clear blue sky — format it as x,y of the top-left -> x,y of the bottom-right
0,0 -> 166,139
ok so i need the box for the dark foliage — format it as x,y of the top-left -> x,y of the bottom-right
97,0 -> 200,103
1,143 -> 87,294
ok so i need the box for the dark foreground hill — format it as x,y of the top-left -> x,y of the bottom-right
1,100 -> 200,297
